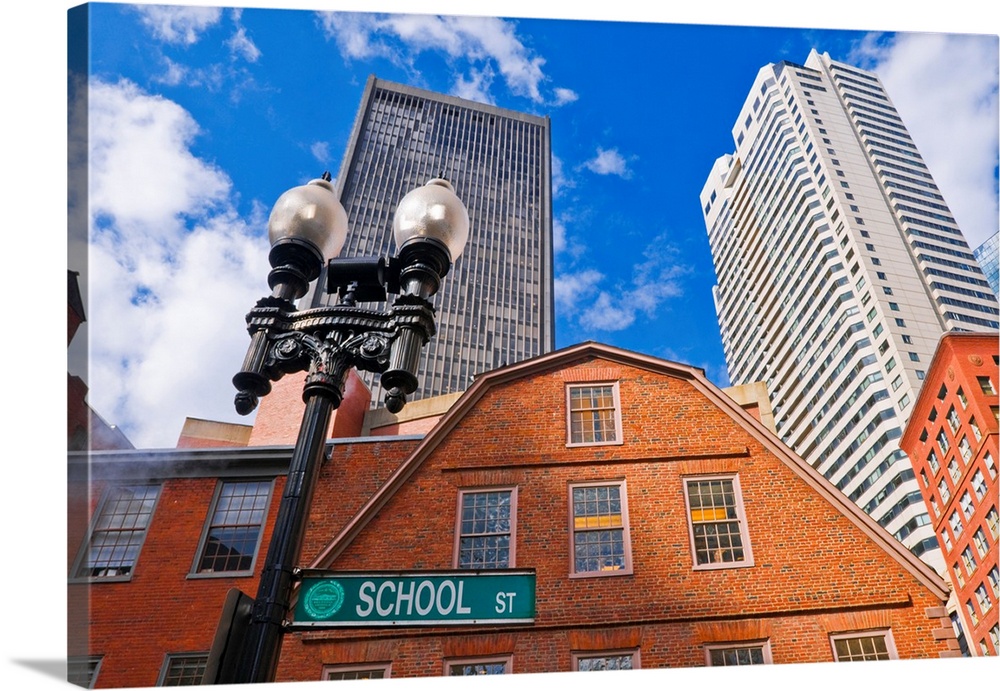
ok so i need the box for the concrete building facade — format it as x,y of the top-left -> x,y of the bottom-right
68,343 -> 957,688
900,332 -> 999,655
305,76 -> 555,407
700,49 -> 999,570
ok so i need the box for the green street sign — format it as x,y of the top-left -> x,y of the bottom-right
292,570 -> 536,627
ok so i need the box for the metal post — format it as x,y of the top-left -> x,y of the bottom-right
233,392 -> 335,684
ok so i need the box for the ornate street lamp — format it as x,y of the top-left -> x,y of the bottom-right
223,173 -> 468,684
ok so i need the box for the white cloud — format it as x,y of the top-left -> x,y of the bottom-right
453,65 -> 497,105
553,87 -> 579,105
554,268 -> 603,312
311,141 -> 331,164
78,78 -> 270,448
134,5 -> 222,45
850,32 -> 999,248
565,236 -> 689,332
582,146 -> 633,178
227,25 -> 262,63
316,11 -> 575,106
551,155 -> 575,198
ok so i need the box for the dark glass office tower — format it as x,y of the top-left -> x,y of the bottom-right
308,76 -> 554,406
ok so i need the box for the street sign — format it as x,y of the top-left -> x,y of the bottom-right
292,570 -> 536,627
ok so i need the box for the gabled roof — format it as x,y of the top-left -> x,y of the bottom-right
307,341 -> 948,599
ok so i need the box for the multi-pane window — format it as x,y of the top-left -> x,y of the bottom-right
456,489 -> 514,569
971,417 -> 982,441
948,459 -> 960,482
947,406 -> 961,433
574,651 -> 637,671
570,482 -> 631,575
446,657 -> 510,675
973,470 -> 988,501
957,387 -> 968,407
938,430 -> 951,454
196,480 -> 271,574
67,656 -> 102,689
987,452 -> 997,480
706,643 -> 769,666
988,506 -> 999,540
940,529 -> 952,551
684,476 -> 752,568
74,485 -> 160,580
989,565 -> 999,598
159,654 -> 208,686
949,511 -> 964,538
967,599 -> 979,626
961,492 -> 975,519
992,624 -> 1000,652
938,478 -> 950,504
954,562 -> 965,587
978,376 -> 996,395
962,546 -> 978,573
567,384 -> 622,445
831,632 -> 895,661
323,665 -> 389,680
930,495 -> 940,517
974,529 -> 990,558
959,436 -> 973,462
927,450 -> 940,475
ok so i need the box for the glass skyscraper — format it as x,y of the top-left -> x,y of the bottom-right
307,76 -> 555,406
973,232 -> 999,298
701,49 -> 998,569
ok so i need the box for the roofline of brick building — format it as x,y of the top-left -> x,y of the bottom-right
307,341 -> 950,600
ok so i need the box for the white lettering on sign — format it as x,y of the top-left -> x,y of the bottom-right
495,592 -> 517,613
355,579 -> 472,618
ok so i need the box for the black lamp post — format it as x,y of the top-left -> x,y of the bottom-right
224,173 -> 468,684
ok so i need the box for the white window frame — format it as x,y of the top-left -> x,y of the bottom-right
566,382 -> 623,447
71,484 -> 161,582
683,474 -> 754,570
572,649 -> 640,671
444,655 -> 512,676
705,640 -> 772,666
829,629 -> 898,662
191,479 -> 273,577
972,469 -> 987,501
454,487 -> 517,569
568,480 -> 633,578
322,663 -> 391,680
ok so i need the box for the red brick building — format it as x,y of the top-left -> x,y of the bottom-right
900,332 -> 999,656
69,343 -> 958,687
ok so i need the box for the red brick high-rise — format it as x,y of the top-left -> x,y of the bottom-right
901,332 -> 999,655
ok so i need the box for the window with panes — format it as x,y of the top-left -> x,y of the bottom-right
446,657 -> 510,675
570,481 -> 631,575
195,480 -> 272,575
456,488 -> 515,569
706,642 -> 770,666
684,476 -> 753,568
74,485 -> 160,580
567,383 -> 622,446
830,631 -> 895,661
573,651 -> 637,671
159,654 -> 208,686
323,665 -> 390,680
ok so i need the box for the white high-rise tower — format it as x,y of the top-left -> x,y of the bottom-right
700,49 -> 998,570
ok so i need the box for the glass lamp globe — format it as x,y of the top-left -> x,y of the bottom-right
391,178 -> 470,263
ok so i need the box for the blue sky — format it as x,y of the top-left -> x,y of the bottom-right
65,2 -> 999,451
1,3 -> 997,690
